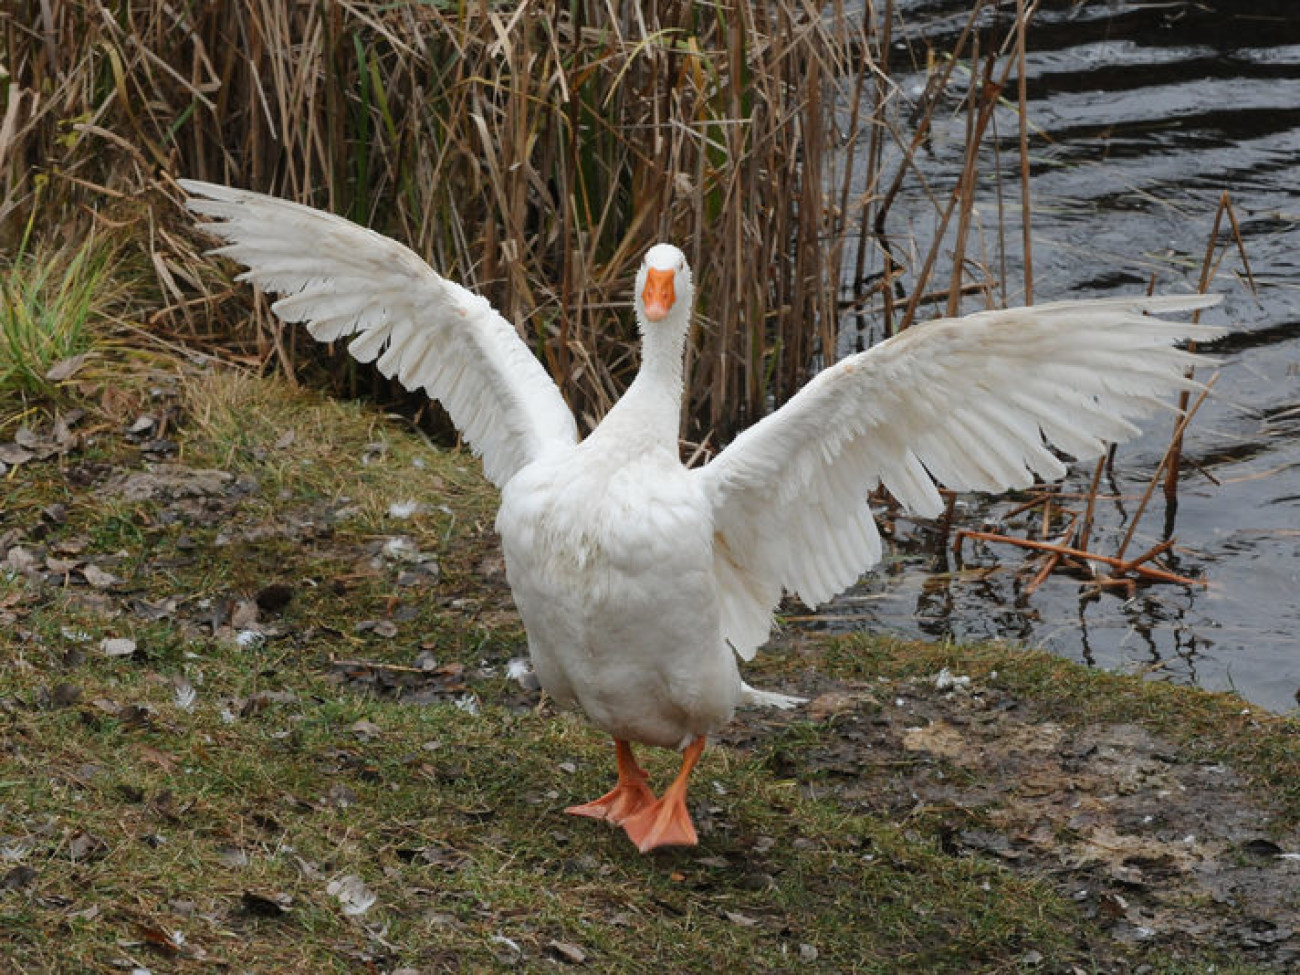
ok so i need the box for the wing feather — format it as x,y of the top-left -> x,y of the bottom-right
181,179 -> 577,487
696,294 -> 1225,658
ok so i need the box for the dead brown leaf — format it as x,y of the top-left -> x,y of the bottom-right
136,921 -> 182,956
0,444 -> 34,466
82,564 -> 121,589
1,865 -> 37,891
66,829 -> 107,861
241,890 -> 293,917
902,720 -> 968,760
547,940 -> 587,964
45,353 -> 89,382
138,744 -> 179,771
807,686 -> 875,722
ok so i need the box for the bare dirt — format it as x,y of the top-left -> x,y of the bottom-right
722,658 -> 1300,971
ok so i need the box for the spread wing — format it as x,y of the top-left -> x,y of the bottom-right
694,295 -> 1224,659
181,180 -> 578,487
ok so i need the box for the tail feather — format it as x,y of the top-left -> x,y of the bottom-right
741,682 -> 805,710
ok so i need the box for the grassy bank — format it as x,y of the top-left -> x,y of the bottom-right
2,352 -> 1296,973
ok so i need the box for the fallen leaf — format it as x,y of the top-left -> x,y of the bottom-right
724,910 -> 760,927
1,865 -> 37,891
138,745 -> 179,771
132,597 -> 179,620
326,874 -> 377,916
51,683 -> 83,708
67,830 -> 107,861
112,467 -> 233,502
5,546 -> 38,572
135,922 -> 182,956
324,784 -> 357,808
101,637 -> 137,658
901,720 -> 968,760
241,890 -> 293,917
350,718 -> 382,740
807,687 -> 874,721
52,537 -> 87,555
45,354 -> 89,382
547,940 -> 587,964
117,704 -> 157,728
0,444 -> 34,466
230,599 -> 260,631
13,427 -> 63,460
82,564 -> 121,589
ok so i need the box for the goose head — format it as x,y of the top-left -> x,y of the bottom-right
634,243 -> 693,332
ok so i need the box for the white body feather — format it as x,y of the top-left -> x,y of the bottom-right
182,180 -> 1224,752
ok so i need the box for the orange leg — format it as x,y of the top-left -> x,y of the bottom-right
566,739 -> 657,826
621,737 -> 705,853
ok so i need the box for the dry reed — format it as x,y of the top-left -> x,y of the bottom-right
2,0 -> 1041,444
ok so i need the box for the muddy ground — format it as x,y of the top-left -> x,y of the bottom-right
724,658 -> 1300,970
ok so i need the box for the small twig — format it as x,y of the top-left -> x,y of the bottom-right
330,657 -> 427,674
1023,512 -> 1080,595
1116,374 -> 1217,562
956,529 -> 1204,587
1115,537 -> 1176,576
1074,455 -> 1107,553
1023,551 -> 1063,596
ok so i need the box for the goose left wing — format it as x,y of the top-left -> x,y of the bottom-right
181,180 -> 578,488
693,295 -> 1224,660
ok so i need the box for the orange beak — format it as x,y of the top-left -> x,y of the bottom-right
642,267 -> 676,322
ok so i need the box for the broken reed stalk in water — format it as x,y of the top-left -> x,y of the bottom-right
1162,192 -> 1253,505
955,530 -> 1204,589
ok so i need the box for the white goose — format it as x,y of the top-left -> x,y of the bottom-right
181,180 -> 1223,852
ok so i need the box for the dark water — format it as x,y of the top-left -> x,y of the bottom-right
825,0 -> 1300,713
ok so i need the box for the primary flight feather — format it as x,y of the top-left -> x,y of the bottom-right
182,180 -> 1223,852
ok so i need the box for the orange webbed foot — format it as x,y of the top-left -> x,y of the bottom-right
621,792 -> 699,852
565,740 -> 656,826
621,737 -> 705,853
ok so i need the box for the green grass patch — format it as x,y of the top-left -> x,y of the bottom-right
0,238 -> 123,400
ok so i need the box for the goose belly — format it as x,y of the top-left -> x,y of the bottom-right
497,458 -> 741,749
